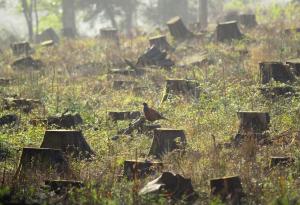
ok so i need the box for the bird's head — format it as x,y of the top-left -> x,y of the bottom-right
143,102 -> 148,107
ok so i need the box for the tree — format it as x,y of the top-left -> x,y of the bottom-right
199,0 -> 208,28
21,0 -> 35,41
62,0 -> 76,38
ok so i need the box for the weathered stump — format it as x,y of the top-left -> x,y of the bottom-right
112,80 -> 136,90
108,111 -> 141,122
137,45 -> 174,68
260,62 -> 295,84
40,130 -> 94,158
15,147 -> 72,180
36,28 -> 60,44
3,98 -> 42,113
0,114 -> 18,126
161,79 -> 200,102
139,172 -> 198,203
239,14 -> 257,28
100,28 -> 119,45
11,56 -> 43,71
167,16 -> 194,40
123,160 -> 163,180
47,112 -> 83,128
148,128 -> 186,158
286,60 -> 300,77
45,180 -> 84,194
210,176 -> 243,205
149,35 -> 172,51
216,21 -> 243,42
269,156 -> 294,168
10,42 -> 31,56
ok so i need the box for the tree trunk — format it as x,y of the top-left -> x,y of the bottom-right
102,0 -> 117,28
62,0 -> 76,38
21,0 -> 34,42
198,0 -> 208,29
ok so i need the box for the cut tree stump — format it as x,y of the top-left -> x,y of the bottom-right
40,130 -> 94,158
123,159 -> 163,180
149,35 -> 173,51
10,41 -> 31,56
112,80 -> 136,90
108,111 -> 141,122
210,176 -> 243,205
167,16 -> 194,40
148,128 -> 186,158
119,117 -> 161,135
139,172 -> 198,203
161,79 -> 200,103
15,147 -> 72,180
136,45 -> 174,68
259,62 -> 295,84
11,56 -> 43,71
36,28 -> 60,44
0,114 -> 18,127
45,180 -> 84,194
269,156 -> 294,168
239,14 -> 257,28
47,112 -> 83,128
3,97 -> 42,113
216,21 -> 243,42
286,60 -> 300,77
100,28 -> 119,45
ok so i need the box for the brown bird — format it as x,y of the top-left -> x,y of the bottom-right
143,103 -> 167,122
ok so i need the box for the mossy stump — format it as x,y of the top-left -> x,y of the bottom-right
269,156 -> 294,168
149,35 -> 172,51
40,130 -> 94,158
216,21 -> 242,42
210,176 -> 243,205
108,111 -> 141,122
259,62 -> 295,84
148,128 -> 186,158
123,160 -> 163,180
167,16 -> 194,40
16,148 -> 72,180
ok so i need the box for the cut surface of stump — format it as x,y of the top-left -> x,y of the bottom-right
286,60 -> 300,77
149,35 -> 173,51
11,56 -> 43,71
139,172 -> 198,203
161,79 -> 200,102
216,21 -> 243,42
259,62 -> 295,84
123,159 -> 163,180
10,41 -> 31,56
112,80 -> 136,90
167,16 -> 194,40
41,40 -> 55,47
36,28 -> 59,44
148,128 -> 186,158
100,28 -> 119,45
210,176 -> 243,205
108,111 -> 141,122
40,130 -> 94,158
47,112 -> 83,128
239,14 -> 257,28
269,156 -> 294,168
16,147 -> 72,180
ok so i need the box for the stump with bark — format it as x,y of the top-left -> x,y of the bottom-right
260,62 -> 295,84
40,130 -> 94,159
239,14 -> 257,28
148,128 -> 186,158
286,60 -> 300,77
108,111 -> 141,122
123,160 -> 163,180
210,176 -> 243,205
10,42 -> 31,56
216,21 -> 243,42
269,156 -> 294,168
36,28 -> 60,44
15,147 -> 72,180
149,35 -> 173,51
161,79 -> 200,102
167,16 -> 194,40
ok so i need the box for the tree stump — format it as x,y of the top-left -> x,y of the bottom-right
139,172 -> 198,203
149,35 -> 172,51
47,112 -> 83,128
40,130 -> 94,159
15,148 -> 72,180
45,180 -> 84,194
108,111 -> 141,122
239,14 -> 257,28
148,128 -> 186,158
210,176 -> 243,205
0,114 -> 18,127
10,42 -> 31,56
3,97 -> 42,113
286,60 -> 300,77
269,156 -> 294,168
123,160 -> 163,180
100,28 -> 119,45
215,21 -> 243,42
161,79 -> 200,103
11,56 -> 43,71
36,28 -> 60,44
259,62 -> 295,84
112,80 -> 136,90
167,16 -> 194,40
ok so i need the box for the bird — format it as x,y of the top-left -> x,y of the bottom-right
143,103 -> 167,122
